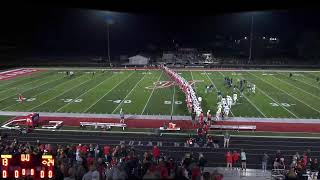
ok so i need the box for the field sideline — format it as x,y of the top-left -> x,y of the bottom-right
0,68 -> 320,119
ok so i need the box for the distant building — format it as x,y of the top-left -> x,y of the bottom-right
128,55 -> 150,65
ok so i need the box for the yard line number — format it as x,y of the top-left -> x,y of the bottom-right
14,98 -> 36,102
270,102 -> 295,107
61,98 -> 83,103
107,100 -> 132,104
164,101 -> 182,105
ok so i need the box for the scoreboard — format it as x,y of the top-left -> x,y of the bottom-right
1,154 -> 54,179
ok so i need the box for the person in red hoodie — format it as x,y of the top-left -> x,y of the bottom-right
203,122 -> 209,137
232,150 -> 240,169
226,151 -> 233,169
152,145 -> 160,161
87,154 -> 94,167
199,111 -> 204,125
103,145 -> 110,159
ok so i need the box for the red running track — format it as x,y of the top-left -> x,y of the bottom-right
9,116 -> 320,133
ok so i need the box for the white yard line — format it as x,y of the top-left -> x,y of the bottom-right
56,73 -> 112,112
28,75 -> 90,111
171,84 -> 176,116
255,86 -> 299,118
0,72 -> 53,95
141,72 -> 163,115
0,73 -> 49,93
294,77 -> 320,91
1,77 -> 63,110
219,71 -> 265,117
205,71 -> 235,117
272,75 -> 320,100
249,72 -> 320,114
83,72 -> 134,113
277,72 -> 320,91
111,73 -> 147,114
204,71 -> 217,91
0,75 -> 61,102
190,71 -> 196,89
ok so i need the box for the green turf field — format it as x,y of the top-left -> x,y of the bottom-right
1,69 -> 320,119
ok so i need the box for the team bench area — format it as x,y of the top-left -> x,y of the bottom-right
210,125 -> 257,131
159,122 -> 181,131
80,122 -> 127,130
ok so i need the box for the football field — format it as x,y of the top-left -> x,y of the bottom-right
1,68 -> 320,119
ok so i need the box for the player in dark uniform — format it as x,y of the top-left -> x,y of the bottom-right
289,73 -> 293,78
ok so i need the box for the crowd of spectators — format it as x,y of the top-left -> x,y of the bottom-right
0,136 -> 226,180
270,149 -> 320,180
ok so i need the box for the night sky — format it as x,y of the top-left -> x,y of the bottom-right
1,5 -> 320,58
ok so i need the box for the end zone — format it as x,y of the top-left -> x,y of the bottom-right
0,68 -> 42,80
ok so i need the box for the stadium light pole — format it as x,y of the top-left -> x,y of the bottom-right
248,15 -> 254,64
106,19 -> 114,67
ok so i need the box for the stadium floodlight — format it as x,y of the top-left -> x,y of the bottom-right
262,37 -> 266,39
244,37 -> 248,40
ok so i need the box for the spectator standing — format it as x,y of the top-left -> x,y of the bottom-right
198,153 -> 207,173
311,158 -> 319,171
240,149 -> 247,171
224,131 -> 230,148
191,111 -> 196,126
232,150 -> 239,169
120,108 -> 125,123
213,136 -> 219,149
262,153 -> 269,172
226,151 -> 233,169
152,145 -> 160,161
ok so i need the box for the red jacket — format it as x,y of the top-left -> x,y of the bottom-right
232,152 -> 239,162
87,156 -> 94,167
153,147 -> 160,159
226,152 -> 232,163
103,145 -> 110,155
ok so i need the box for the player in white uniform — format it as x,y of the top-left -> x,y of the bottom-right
226,95 -> 232,108
216,107 -> 222,121
223,105 -> 230,119
233,93 -> 238,105
221,98 -> 226,106
251,84 -> 256,94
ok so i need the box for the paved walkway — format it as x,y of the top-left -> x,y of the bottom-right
1,111 -> 320,124
203,167 -> 272,180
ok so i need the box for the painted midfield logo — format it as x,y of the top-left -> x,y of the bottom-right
145,80 -> 204,89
